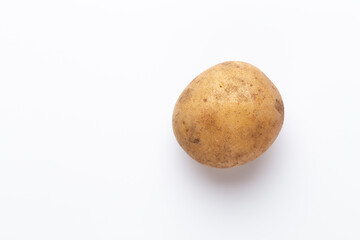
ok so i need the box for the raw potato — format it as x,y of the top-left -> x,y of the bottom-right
172,61 -> 284,168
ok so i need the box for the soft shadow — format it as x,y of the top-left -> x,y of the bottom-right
174,141 -> 283,186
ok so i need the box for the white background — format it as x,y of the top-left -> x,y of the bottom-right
1,0 -> 360,239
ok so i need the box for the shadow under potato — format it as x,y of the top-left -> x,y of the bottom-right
175,142 -> 280,186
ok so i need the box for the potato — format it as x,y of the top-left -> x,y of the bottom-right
172,61 -> 284,168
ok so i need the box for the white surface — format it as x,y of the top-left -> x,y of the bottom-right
1,1 -> 360,239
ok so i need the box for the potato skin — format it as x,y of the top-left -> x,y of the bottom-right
172,61 -> 284,168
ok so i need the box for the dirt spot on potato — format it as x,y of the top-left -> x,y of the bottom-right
200,113 -> 216,126
232,78 -> 245,85
178,88 -> 193,103
190,138 -> 200,144
203,98 -> 207,102
251,93 -> 257,100
275,99 -> 284,115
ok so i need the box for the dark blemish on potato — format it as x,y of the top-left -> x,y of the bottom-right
200,113 -> 218,131
190,138 -> 200,144
250,84 -> 253,87
235,78 -> 245,84
275,99 -> 284,114
203,98 -> 207,102
187,124 -> 199,143
202,114 -> 215,125
182,121 -> 186,125
179,88 -> 193,103
219,85 -> 223,88
185,128 -> 189,133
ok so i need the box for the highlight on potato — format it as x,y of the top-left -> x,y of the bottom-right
172,61 -> 284,168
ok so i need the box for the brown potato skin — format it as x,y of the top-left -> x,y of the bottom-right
172,61 -> 284,168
